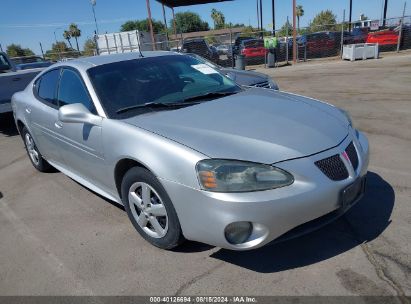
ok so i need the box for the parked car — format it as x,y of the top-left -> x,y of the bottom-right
232,36 -> 255,56
240,39 -> 268,59
15,61 -> 54,70
216,44 -> 230,55
181,38 -> 219,62
11,55 -> 51,65
12,52 -> 369,250
300,32 -> 337,57
0,52 -> 44,114
351,28 -> 369,43
186,53 -> 278,90
366,30 -> 399,45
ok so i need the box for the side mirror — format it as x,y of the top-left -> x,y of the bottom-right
58,103 -> 102,126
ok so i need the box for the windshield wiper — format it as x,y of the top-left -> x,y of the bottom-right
182,91 -> 238,103
116,102 -> 174,114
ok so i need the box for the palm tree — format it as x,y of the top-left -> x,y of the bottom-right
211,8 -> 218,29
69,23 -> 81,52
211,8 -> 225,29
63,30 -> 72,48
296,5 -> 304,32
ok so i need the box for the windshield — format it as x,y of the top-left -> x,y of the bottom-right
88,55 -> 240,119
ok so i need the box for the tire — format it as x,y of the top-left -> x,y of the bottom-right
22,126 -> 52,172
121,167 -> 185,249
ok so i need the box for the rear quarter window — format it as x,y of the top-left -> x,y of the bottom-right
36,69 -> 60,106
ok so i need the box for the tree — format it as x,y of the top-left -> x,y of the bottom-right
63,30 -> 73,48
120,19 -> 165,33
309,10 -> 337,32
240,26 -> 258,37
44,41 -> 76,61
296,5 -> 304,32
170,12 -> 209,33
211,8 -> 225,29
6,44 -> 35,57
69,23 -> 81,52
83,38 -> 96,56
277,21 -> 293,37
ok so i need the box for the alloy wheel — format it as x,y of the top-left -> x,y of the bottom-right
128,182 -> 168,238
25,133 -> 40,166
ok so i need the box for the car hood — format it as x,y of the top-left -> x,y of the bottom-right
122,89 -> 348,164
220,68 -> 268,86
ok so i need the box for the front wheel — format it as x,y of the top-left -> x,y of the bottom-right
121,167 -> 185,249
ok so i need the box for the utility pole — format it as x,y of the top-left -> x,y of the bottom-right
292,0 -> 297,63
172,7 -> 177,37
272,0 -> 275,34
39,42 -> 45,58
397,2 -> 406,52
383,0 -> 388,26
341,10 -> 345,58
348,0 -> 352,31
259,0 -> 263,37
256,0 -> 260,30
146,0 -> 156,51
161,3 -> 169,49
90,0 -> 99,35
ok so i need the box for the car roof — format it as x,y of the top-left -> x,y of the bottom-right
52,51 -> 179,71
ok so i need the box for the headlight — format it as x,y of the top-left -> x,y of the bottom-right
196,159 -> 294,192
268,78 -> 279,90
338,108 -> 354,128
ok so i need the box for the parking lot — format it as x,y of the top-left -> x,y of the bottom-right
1,53 -> 410,296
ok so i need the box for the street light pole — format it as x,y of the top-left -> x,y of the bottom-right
146,0 -> 156,51
90,0 -> 99,35
53,26 -> 64,60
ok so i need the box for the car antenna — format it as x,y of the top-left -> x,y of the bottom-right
137,31 -> 144,58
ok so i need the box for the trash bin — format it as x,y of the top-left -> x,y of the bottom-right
267,50 -> 275,68
235,54 -> 245,70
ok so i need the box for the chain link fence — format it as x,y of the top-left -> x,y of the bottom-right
23,15 -> 410,67
136,15 -> 411,69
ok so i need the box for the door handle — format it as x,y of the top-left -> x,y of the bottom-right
25,108 -> 31,114
12,77 -> 21,81
54,121 -> 63,129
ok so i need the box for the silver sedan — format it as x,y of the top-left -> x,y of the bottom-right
12,52 -> 369,250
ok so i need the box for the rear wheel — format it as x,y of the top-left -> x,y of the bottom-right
22,126 -> 52,172
121,167 -> 185,249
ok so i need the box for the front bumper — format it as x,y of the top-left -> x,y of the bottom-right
161,129 -> 369,250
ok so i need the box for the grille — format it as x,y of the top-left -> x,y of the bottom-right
315,154 -> 348,181
345,142 -> 359,170
252,81 -> 270,88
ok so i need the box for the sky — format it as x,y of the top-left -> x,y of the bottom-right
0,0 -> 409,55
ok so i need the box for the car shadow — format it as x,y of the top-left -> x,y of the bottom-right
210,172 -> 394,273
0,113 -> 19,137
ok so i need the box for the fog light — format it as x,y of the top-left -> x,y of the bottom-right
224,222 -> 252,244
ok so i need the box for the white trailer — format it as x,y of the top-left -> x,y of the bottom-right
95,30 -> 168,55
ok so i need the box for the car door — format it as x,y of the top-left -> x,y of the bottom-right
29,68 -> 64,164
56,67 -> 106,187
